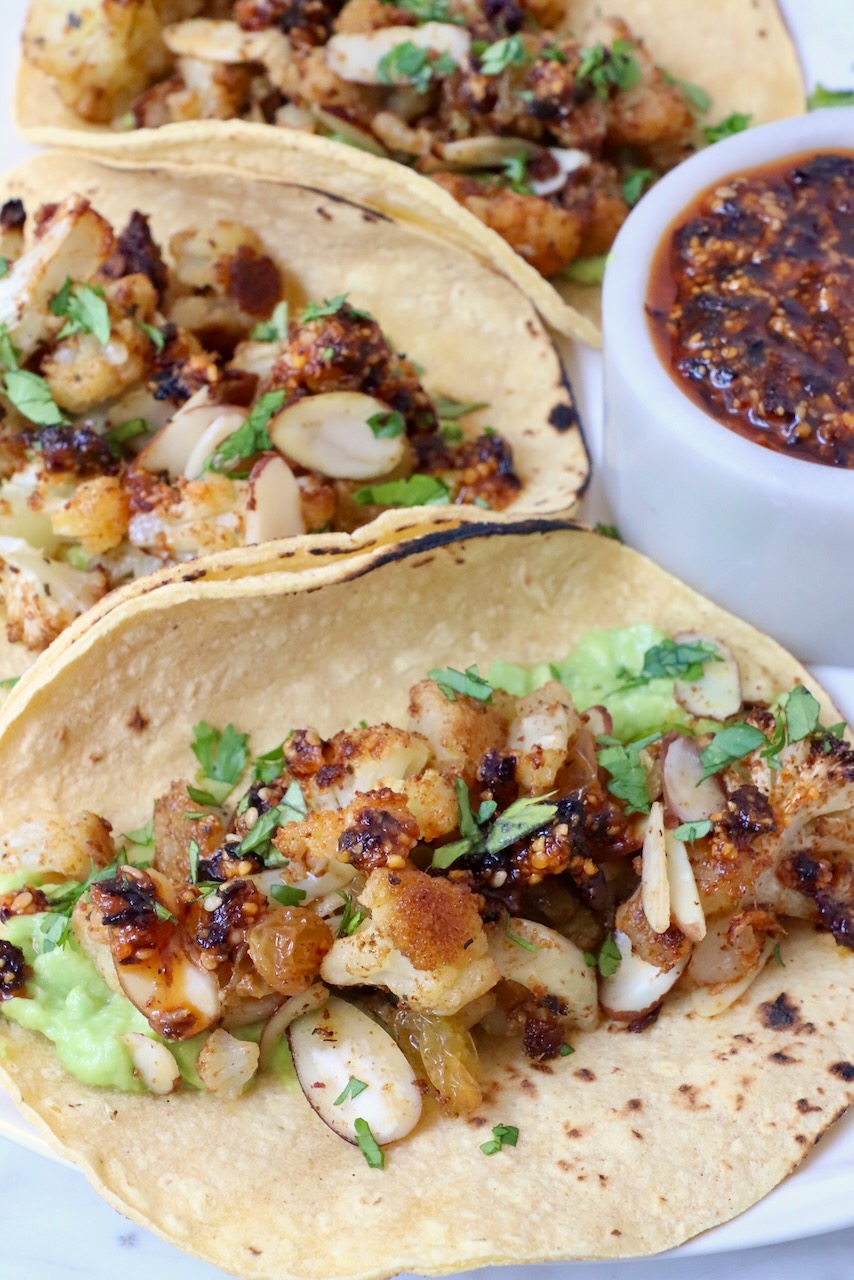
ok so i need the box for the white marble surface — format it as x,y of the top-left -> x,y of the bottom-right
1,1 -> 854,1278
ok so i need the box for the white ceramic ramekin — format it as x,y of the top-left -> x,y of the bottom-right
602,109 -> 854,666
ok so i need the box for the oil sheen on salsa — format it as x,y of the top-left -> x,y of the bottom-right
647,150 -> 854,468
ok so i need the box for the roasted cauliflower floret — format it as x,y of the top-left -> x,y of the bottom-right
0,809 -> 114,881
408,677 -> 508,783
51,475 -> 131,555
321,866 -> 499,1014
126,472 -> 244,560
508,680 -> 583,794
169,221 -> 283,321
0,542 -> 108,650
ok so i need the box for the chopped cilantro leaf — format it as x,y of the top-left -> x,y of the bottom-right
596,732 -> 660,814
703,112 -> 751,144
502,153 -> 532,194
239,780 -> 306,857
577,39 -> 640,97
338,891 -> 367,936
301,294 -> 370,323
50,279 -> 111,345
440,422 -> 464,443
354,474 -> 450,507
137,321 -> 165,352
480,1123 -> 519,1155
354,1118 -> 384,1169
433,395 -> 488,420
333,1076 -> 368,1105
271,884 -> 308,906
191,722 -> 249,787
808,84 -> 854,109
699,723 -> 766,778
594,522 -> 622,542
672,819 -> 712,843
427,664 -> 493,703
622,637 -> 721,688
0,676 -> 19,690
504,912 -> 539,952
367,410 -> 406,439
485,794 -> 557,854
3,370 -> 66,426
541,46 -> 567,62
377,41 -> 457,91
206,390 -> 285,473
188,838 -> 200,884
0,258 -> 7,278
186,785 -> 222,807
254,742 -> 286,784
585,933 -> 621,977
123,820 -> 154,846
0,324 -> 19,371
105,417 -> 150,457
382,0 -> 465,21
564,254 -> 608,285
479,34 -> 529,76
679,80 -> 711,112
250,300 -> 289,342
780,685 -> 821,744
38,912 -> 72,955
154,902 -> 176,922
621,167 -> 654,207
773,942 -> 785,968
559,1042 -> 574,1057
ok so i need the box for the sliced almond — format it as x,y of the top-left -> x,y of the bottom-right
664,831 -> 706,942
288,996 -> 422,1145
244,455 -> 306,544
530,148 -> 591,197
661,732 -> 725,822
184,408 -> 250,480
599,930 -> 689,1021
269,391 -> 407,480
488,916 -> 598,1030
121,1033 -> 181,1095
673,632 -> 742,721
582,704 -> 613,737
325,24 -> 470,84
439,136 -> 543,169
640,801 -> 670,935
137,390 -> 243,479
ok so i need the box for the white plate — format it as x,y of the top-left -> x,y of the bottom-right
1,0 -> 853,1263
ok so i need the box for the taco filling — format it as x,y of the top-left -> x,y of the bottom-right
22,2 -> 727,280
2,625 -> 851,1165
0,194 -> 519,655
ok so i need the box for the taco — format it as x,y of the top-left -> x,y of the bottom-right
0,518 -> 850,1279
17,0 -> 804,339
0,148 -> 580,677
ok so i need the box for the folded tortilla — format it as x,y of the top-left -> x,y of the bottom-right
0,518 -> 850,1278
0,150 -> 582,677
15,0 -> 804,342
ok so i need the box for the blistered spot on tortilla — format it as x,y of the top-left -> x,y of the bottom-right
557,1159 -> 572,1173
676,1084 -> 710,1111
127,707 -> 148,732
520,1077 -> 537,1095
316,208 -> 332,222
574,1068 -> 595,1082
627,1005 -> 661,1033
794,1134 -> 808,1145
830,1061 -> 854,1081
411,556 -> 435,569
631,1129 -> 644,1141
248,1247 -> 262,1256
563,1124 -> 584,1139
467,1115 -> 488,1128
735,1093 -> 745,1111
181,569 -> 206,582
530,1061 -> 554,1074
796,1098 -> 821,1114
769,1051 -> 797,1065
626,1098 -> 643,1111
89,752 -> 103,764
758,992 -> 799,1030
611,1229 -> 622,1237
548,403 -> 578,433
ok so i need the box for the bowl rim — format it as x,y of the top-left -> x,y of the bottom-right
602,107 -> 854,494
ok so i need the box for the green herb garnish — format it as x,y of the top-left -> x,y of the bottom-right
137,321 -> 165,352
105,417 -> 150,457
596,732 -> 660,814
621,167 -> 654,207
191,722 -> 249,787
271,884 -> 308,906
50,279 -> 111,345
250,300 -> 289,342
354,474 -> 451,507
807,85 -> 854,110
301,294 -> 369,323
577,39 -> 640,97
479,34 -> 530,75
504,912 -> 539,952
485,794 -> 557,854
558,1043 -> 574,1057
428,664 -> 493,703
367,410 -> 406,439
699,723 -> 766,778
188,838 -> 201,884
3,370 -> 66,426
433,395 -> 488,420
239,780 -> 307,858
564,254 -> 608,285
584,933 -> 621,978
338,891 -> 367,936
333,1077 -> 368,1105
354,1118 -> 384,1169
672,819 -> 713,843
377,42 -> 456,91
773,942 -> 785,967
480,1123 -> 519,1155
502,153 -> 532,194
0,324 -> 19,371
254,742 -> 286,784
594,522 -> 622,542
703,112 -> 751,143
206,389 -> 285,473
123,819 -> 154,847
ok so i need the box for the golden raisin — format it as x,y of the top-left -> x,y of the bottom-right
247,906 -> 333,995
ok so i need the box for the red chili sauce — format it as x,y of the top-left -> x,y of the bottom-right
647,150 -> 854,468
